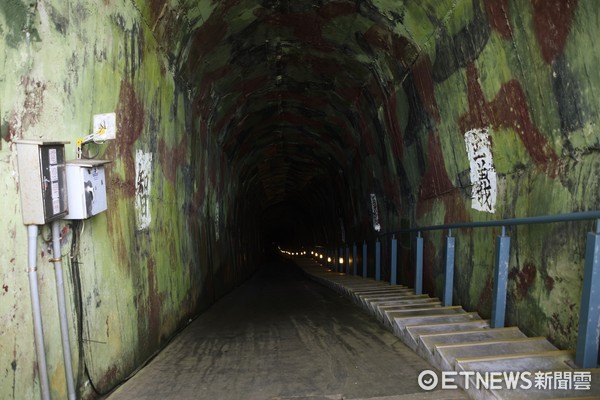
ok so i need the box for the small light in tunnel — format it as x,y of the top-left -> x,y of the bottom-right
327,257 -> 332,263
339,257 -> 344,264
310,251 -> 314,255
319,254 -> 323,259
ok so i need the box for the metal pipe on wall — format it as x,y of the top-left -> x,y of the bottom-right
27,225 -> 51,400
51,221 -> 76,400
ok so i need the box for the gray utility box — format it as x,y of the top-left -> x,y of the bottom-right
64,160 -> 111,219
15,140 -> 69,225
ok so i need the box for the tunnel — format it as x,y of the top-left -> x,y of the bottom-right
0,0 -> 599,399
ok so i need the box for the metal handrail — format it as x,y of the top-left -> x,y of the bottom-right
376,210 -> 600,237
316,210 -> 600,368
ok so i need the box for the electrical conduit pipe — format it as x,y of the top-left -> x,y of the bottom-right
51,221 -> 76,400
27,225 -> 51,400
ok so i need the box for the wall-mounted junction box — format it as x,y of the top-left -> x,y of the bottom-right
15,140 -> 69,225
64,160 -> 111,219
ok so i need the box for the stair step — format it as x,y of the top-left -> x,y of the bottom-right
379,301 -> 442,311
406,320 -> 491,342
351,289 -> 414,298
434,337 -> 558,371
421,327 -> 526,350
417,327 -> 526,366
377,303 -> 443,319
456,350 -> 576,373
298,261 -> 598,400
365,294 -> 432,305
456,353 -> 600,399
393,312 -> 482,349
363,297 -> 438,314
355,293 -> 417,303
384,306 -> 465,325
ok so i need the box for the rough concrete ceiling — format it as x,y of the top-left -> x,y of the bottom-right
144,0 -> 456,241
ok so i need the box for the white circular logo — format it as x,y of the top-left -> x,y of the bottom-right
418,370 -> 439,391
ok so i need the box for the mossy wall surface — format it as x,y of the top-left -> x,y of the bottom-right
0,0 -> 599,398
0,1 -> 260,398
396,0 -> 599,350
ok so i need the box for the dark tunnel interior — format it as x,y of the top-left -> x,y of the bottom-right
2,0 -> 599,397
174,0 -> 422,250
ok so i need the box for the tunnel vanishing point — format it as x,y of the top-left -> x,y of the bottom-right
1,0 -> 599,398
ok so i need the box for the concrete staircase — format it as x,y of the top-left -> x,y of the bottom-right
294,258 -> 600,400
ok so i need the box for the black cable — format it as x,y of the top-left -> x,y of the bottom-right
81,141 -> 101,160
68,221 -> 107,398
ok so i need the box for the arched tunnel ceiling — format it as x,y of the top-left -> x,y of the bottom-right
146,0 -> 460,239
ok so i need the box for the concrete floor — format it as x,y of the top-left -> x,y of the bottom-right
107,258 -> 466,400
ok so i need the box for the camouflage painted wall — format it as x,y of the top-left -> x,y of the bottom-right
394,0 -> 600,350
0,0 -> 259,398
1,0 -> 599,399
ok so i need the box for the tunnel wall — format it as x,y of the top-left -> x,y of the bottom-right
0,1 -> 259,398
348,0 -> 599,350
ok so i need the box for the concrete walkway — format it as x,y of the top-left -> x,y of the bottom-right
107,259 -> 465,400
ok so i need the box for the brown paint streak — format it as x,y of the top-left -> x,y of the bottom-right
188,14 -> 228,64
532,0 -> 578,63
107,80 -> 145,198
358,106 -> 376,156
4,77 -> 47,142
146,257 -> 160,342
363,25 -> 413,67
96,365 -> 119,390
412,56 -> 440,122
149,0 -> 166,20
509,262 -> 537,299
418,132 -> 454,201
383,173 -> 402,212
158,137 -> 187,182
383,83 -> 404,158
443,195 -> 469,225
255,9 -> 334,52
318,2 -> 357,20
291,54 -> 340,76
460,63 -> 559,177
484,0 -> 512,39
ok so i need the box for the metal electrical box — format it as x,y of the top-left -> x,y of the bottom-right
15,140 -> 69,225
64,160 -> 111,219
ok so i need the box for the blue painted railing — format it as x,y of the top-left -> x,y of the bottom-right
316,210 -> 600,368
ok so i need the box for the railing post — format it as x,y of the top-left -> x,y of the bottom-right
390,234 -> 398,285
345,245 -> 350,274
353,242 -> 358,276
443,230 -> 455,306
491,226 -> 511,328
363,240 -> 368,278
415,232 -> 423,295
375,238 -> 381,281
576,219 -> 600,368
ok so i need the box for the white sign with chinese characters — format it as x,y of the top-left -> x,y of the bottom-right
465,128 -> 497,213
370,193 -> 381,232
135,150 -> 153,230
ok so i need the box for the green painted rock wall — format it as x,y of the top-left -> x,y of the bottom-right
397,0 -> 600,350
0,1 -> 260,398
1,0 -> 599,398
